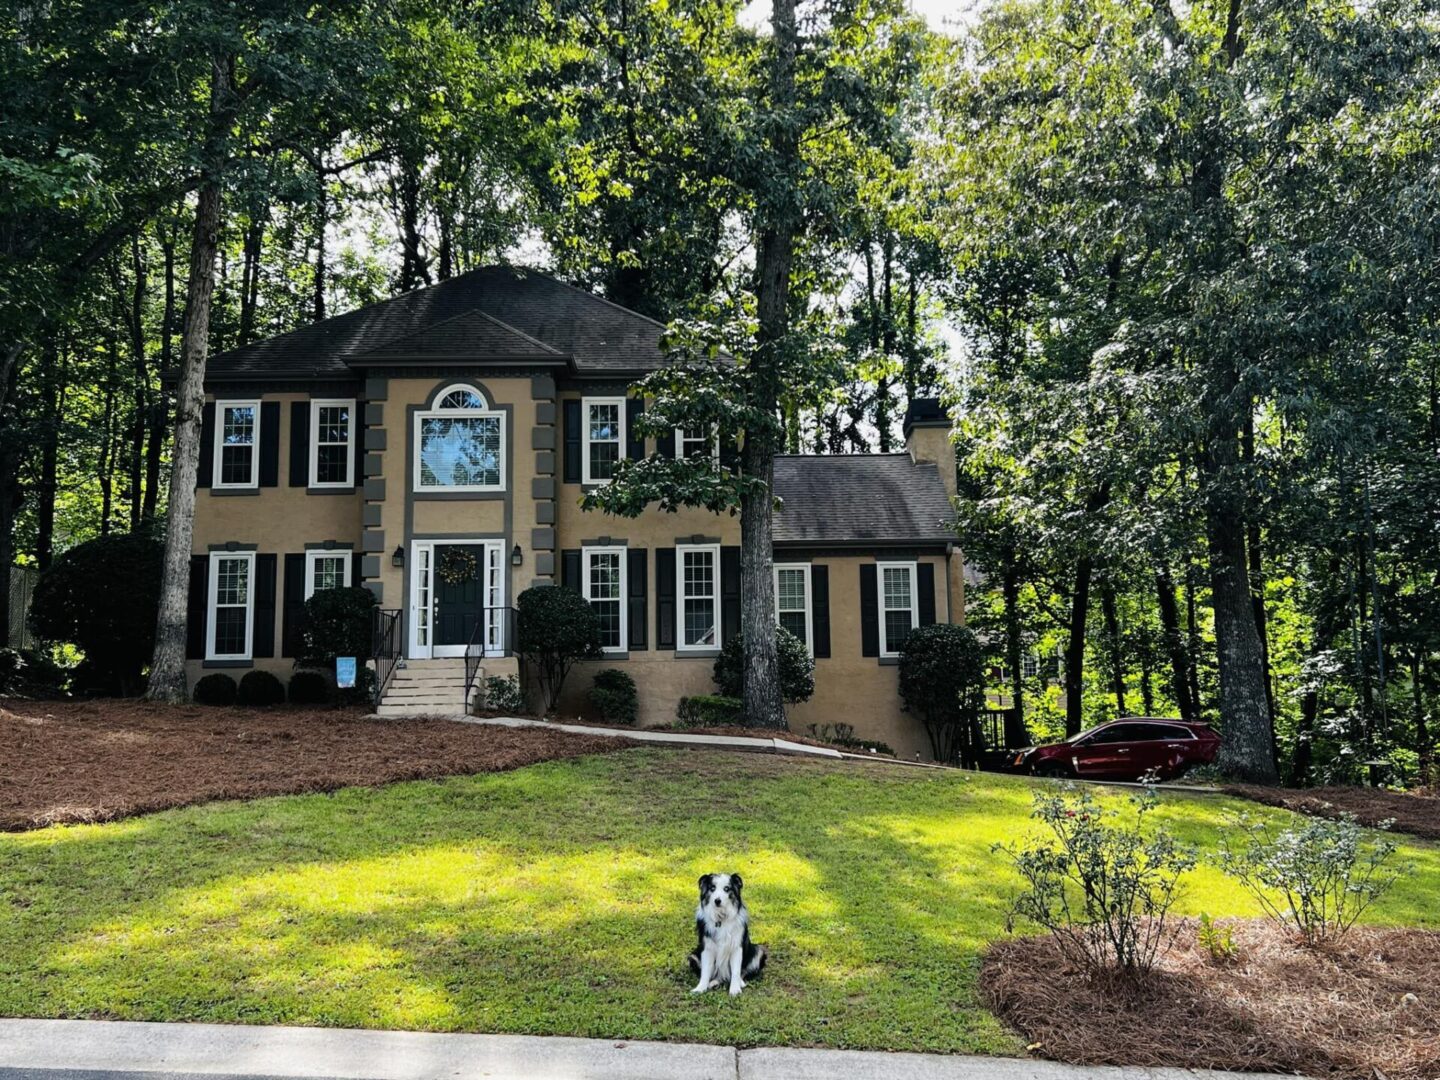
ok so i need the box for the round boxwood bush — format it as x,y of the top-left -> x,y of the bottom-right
516,585 -> 601,713
288,670 -> 332,705
897,624 -> 987,763
193,672 -> 238,706
237,669 -> 286,707
589,668 -> 638,725
298,586 -> 377,667
713,625 -> 814,704
28,531 -> 163,695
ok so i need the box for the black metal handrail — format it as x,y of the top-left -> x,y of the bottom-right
372,608 -> 402,706
463,606 -> 517,712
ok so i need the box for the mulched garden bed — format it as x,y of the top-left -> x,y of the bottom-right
1225,783 -> 1440,842
0,699 -> 630,832
981,919 -> 1438,1079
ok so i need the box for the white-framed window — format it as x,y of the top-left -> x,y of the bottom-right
309,398 -> 355,487
583,546 -> 627,653
677,543 -> 720,651
878,561 -> 918,657
304,550 -> 351,600
1022,653 -> 1039,679
214,400 -> 260,488
582,396 -> 625,484
774,563 -> 812,654
677,426 -> 719,464
415,384 -> 505,492
207,551 -> 255,661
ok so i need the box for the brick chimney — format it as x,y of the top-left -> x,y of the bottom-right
903,397 -> 956,503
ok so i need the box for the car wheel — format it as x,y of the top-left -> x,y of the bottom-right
1036,763 -> 1070,780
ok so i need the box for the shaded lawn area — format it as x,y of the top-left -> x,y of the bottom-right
0,749 -> 1437,1054
0,701 -> 627,830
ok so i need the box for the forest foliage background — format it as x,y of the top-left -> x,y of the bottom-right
3,0 -> 1437,785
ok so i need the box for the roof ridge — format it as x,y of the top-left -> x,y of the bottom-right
350,305 -> 564,358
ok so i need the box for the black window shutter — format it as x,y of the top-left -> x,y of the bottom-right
656,548 -> 676,650
656,427 -> 675,459
252,553 -> 278,658
561,549 -> 582,592
626,397 -> 645,460
351,551 -> 364,588
186,555 -> 209,659
289,402 -> 310,487
719,432 -> 740,473
720,546 -> 741,645
353,406 -> 365,489
281,553 -> 307,658
627,548 -> 648,650
811,564 -> 831,658
259,401 -> 281,487
563,399 -> 582,483
918,563 -> 936,626
197,403 -> 215,488
859,564 -> 879,658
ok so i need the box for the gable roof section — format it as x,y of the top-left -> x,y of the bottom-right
772,454 -> 956,546
206,265 -> 669,380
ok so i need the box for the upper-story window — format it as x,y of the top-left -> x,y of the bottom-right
310,399 -> 354,488
878,561 -> 918,657
215,400 -> 260,489
677,426 -> 719,464
415,385 -> 504,492
774,563 -> 812,654
583,545 -> 627,653
583,397 -> 625,484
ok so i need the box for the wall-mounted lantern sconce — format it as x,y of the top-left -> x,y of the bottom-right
391,545 -> 405,569
511,544 -> 524,567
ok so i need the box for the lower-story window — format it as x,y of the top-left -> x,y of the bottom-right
774,563 -> 811,653
304,550 -> 351,599
583,545 -> 627,652
678,543 -> 719,651
878,561 -> 918,658
208,551 -> 255,661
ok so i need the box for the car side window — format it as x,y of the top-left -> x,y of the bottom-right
1092,725 -> 1139,744
1133,723 -> 1192,741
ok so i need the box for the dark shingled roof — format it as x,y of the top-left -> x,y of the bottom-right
207,265 -> 668,380
772,454 -> 956,545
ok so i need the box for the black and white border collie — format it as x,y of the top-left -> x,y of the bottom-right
689,872 -> 767,996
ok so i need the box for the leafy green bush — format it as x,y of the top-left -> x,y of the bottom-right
676,694 -> 743,727
805,723 -> 894,756
516,586 -> 600,713
479,674 -> 527,714
590,668 -> 638,725
193,672 -> 238,706
997,786 -> 1196,979
1217,811 -> 1406,945
288,670 -> 332,705
0,647 -> 66,696
236,670 -> 285,706
28,532 -> 163,695
713,625 -> 814,704
298,586 -> 377,668
897,624 -> 987,764
335,667 -> 376,707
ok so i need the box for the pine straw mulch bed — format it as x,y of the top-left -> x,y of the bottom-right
1224,784 -> 1440,843
0,699 -> 631,832
981,919 -> 1439,1079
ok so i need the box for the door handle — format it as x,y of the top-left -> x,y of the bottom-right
1117,748 -> 1130,753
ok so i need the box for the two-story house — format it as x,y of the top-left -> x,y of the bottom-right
185,266 -> 963,758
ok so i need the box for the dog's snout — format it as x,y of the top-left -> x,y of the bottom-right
713,896 -> 724,906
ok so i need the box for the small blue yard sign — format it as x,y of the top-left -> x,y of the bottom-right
336,656 -> 357,689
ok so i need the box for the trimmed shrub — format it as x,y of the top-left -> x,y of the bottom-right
590,668 -> 638,725
193,672 -> 238,706
713,625 -> 814,705
515,585 -> 601,713
676,694 -> 743,727
288,670 -> 332,705
897,624 -> 987,764
297,587 -> 377,668
335,666 -> 377,707
479,674 -> 527,714
0,647 -> 66,697
28,531 -> 163,695
236,670 -> 286,707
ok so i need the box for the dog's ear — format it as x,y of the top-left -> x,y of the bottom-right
698,873 -> 713,894
730,873 -> 743,892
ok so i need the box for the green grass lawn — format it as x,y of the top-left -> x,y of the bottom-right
1,748 -> 1437,1054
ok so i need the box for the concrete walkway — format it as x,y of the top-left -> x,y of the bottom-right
0,1020 -> 1299,1080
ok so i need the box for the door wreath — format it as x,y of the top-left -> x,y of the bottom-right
437,546 -> 478,587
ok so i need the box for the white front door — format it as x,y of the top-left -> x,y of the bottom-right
408,540 -> 506,659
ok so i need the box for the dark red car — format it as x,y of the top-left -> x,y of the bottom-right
1012,718 -> 1221,781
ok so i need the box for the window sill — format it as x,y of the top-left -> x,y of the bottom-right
202,658 -> 254,669
306,485 -> 359,496
209,488 -> 259,497
878,656 -> 899,667
674,648 -> 721,659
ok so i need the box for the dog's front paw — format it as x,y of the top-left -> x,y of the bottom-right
691,984 -> 707,994
729,981 -> 745,996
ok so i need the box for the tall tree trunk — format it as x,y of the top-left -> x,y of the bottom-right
126,235 -> 148,529
1243,409 -> 1276,726
238,210 -> 263,345
1064,557 -> 1092,737
1155,566 -> 1197,722
147,57 -> 231,702
1002,556 -> 1027,748
144,222 -> 177,521
1185,561 -> 1203,713
739,0 -> 799,730
35,348 -> 62,571
313,163 -> 327,321
1101,577 -> 1126,718
98,330 -> 118,535
1414,652 -> 1432,787
876,235 -> 895,453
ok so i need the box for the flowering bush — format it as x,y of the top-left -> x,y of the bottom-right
1217,811 -> 1405,945
997,786 -> 1196,979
